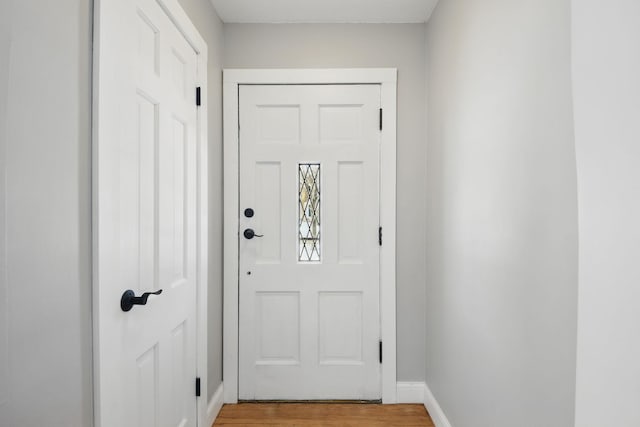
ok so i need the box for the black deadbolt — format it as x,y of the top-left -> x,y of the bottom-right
244,208 -> 254,218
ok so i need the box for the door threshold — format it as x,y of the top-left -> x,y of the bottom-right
238,400 -> 383,404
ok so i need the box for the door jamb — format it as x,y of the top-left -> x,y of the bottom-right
222,68 -> 398,403
92,0 -> 210,425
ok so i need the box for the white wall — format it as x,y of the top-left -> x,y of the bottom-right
177,0 -> 225,402
223,23 -> 428,381
0,1 -> 93,425
572,1 -> 640,426
425,0 -> 578,426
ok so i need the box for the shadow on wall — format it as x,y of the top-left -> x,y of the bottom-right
424,0 -> 578,426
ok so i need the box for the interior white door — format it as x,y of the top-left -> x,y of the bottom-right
238,84 -> 381,400
94,0 -> 199,425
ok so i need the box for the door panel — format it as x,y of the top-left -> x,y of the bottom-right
337,162 -> 365,263
94,0 -> 198,425
255,162 -> 282,263
318,292 -> 364,364
239,85 -> 381,400
256,292 -> 301,364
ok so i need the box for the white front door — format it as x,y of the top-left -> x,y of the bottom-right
94,0 -> 199,425
238,84 -> 381,400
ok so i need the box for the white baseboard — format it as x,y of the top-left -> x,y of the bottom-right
423,383 -> 453,427
396,382 -> 426,403
206,382 -> 224,427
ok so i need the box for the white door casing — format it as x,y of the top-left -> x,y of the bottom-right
93,0 -> 208,426
239,85 -> 381,400
223,69 -> 397,403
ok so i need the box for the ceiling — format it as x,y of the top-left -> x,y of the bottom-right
211,0 -> 440,24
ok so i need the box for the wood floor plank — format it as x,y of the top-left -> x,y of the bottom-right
213,403 -> 435,426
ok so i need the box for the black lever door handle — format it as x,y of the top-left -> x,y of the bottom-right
243,228 -> 264,239
121,289 -> 163,312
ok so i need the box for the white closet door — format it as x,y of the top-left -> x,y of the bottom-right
94,0 -> 199,425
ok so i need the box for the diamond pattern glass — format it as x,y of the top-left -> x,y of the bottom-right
298,164 -> 321,262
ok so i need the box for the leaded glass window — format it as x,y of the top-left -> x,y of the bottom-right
298,163 -> 321,262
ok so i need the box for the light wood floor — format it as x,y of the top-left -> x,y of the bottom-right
213,403 -> 435,426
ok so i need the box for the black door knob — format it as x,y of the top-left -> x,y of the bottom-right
243,228 -> 264,239
121,289 -> 163,312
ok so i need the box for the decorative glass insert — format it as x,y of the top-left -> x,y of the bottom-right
298,163 -> 321,262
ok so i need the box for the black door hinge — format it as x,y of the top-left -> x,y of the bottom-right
379,108 -> 383,131
379,340 -> 383,364
195,377 -> 201,397
379,227 -> 383,246
196,87 -> 201,106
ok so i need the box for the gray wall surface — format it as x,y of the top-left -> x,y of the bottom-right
0,0 -> 11,420
177,0 -> 225,402
223,23 -> 428,381
425,0 -> 578,426
572,1 -> 640,425
0,0 -> 94,426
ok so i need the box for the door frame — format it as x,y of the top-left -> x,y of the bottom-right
91,0 -> 210,425
223,69 -> 398,403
